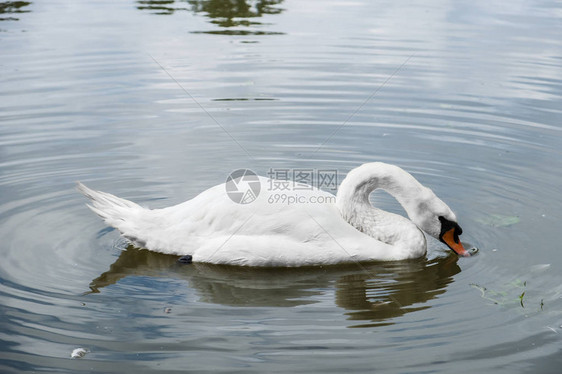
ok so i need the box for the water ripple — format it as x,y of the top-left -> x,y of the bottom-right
1,0 -> 562,372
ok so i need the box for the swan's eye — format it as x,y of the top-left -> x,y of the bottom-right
456,225 -> 463,236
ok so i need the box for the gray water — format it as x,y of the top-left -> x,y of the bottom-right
1,0 -> 562,372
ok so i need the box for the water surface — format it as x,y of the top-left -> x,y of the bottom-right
1,0 -> 562,372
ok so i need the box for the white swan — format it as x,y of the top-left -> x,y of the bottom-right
78,162 -> 469,267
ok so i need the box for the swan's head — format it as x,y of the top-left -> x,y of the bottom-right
410,192 -> 470,257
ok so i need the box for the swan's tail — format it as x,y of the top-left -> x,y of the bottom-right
77,182 -> 148,247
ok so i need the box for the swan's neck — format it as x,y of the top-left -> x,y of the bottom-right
337,163 -> 430,219
336,163 -> 430,254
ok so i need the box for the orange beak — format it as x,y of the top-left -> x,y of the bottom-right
441,227 -> 470,257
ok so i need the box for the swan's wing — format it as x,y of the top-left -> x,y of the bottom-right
80,179 -> 405,264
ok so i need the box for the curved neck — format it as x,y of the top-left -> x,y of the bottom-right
336,162 -> 430,222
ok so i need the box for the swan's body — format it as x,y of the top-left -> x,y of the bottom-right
79,162 -> 468,266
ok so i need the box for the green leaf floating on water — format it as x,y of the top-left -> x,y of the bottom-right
476,214 -> 520,227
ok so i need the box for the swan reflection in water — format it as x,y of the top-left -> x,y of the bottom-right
89,246 -> 461,327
